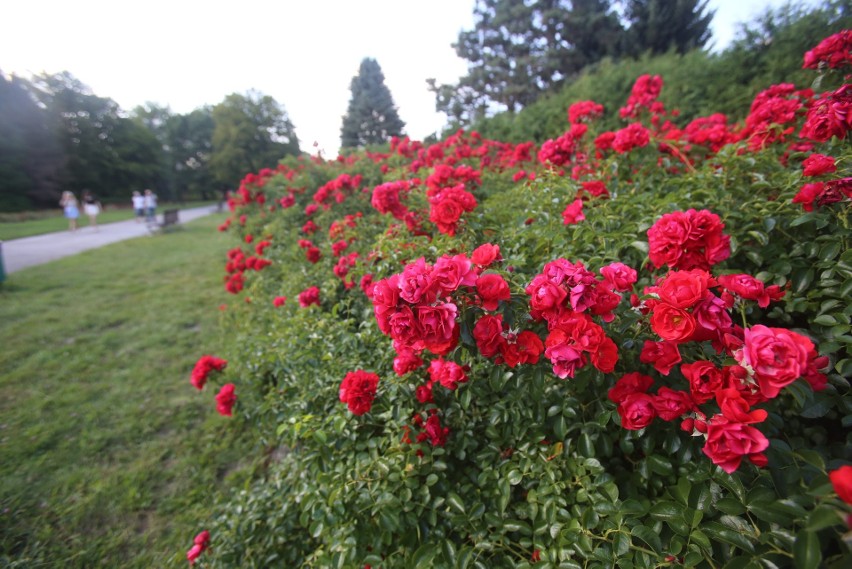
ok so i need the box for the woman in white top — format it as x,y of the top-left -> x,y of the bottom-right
132,191 -> 146,222
81,190 -> 102,230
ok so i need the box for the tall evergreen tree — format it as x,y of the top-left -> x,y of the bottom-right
340,58 -> 405,148
428,0 -> 623,123
623,0 -> 715,56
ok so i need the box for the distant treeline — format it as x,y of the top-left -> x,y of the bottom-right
0,74 -> 300,211
462,1 -> 852,142
1,0 -> 849,212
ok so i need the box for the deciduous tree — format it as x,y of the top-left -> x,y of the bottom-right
210,91 -> 300,186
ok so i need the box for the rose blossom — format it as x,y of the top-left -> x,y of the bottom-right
829,465 -> 852,504
215,383 -> 237,416
653,387 -> 694,421
473,314 -> 507,358
476,273 -> 511,311
739,325 -> 813,398
417,303 -> 459,356
562,199 -> 585,225
702,415 -> 769,473
617,392 -> 657,430
650,303 -> 697,343
608,372 -> 654,404
802,153 -> 837,177
502,330 -> 545,368
599,262 -> 637,292
471,243 -> 502,267
339,370 -> 380,415
640,340 -> 681,375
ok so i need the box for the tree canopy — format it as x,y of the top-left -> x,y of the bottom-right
210,91 -> 300,187
340,58 -> 406,149
430,0 -> 717,124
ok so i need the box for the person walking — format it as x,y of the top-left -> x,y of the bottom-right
59,191 -> 80,232
81,190 -> 102,231
143,189 -> 158,223
132,191 -> 146,222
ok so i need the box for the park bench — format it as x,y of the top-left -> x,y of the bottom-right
148,208 -> 180,233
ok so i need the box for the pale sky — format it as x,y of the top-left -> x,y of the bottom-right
0,0 -> 820,157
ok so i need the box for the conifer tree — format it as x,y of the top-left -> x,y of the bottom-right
623,0 -> 715,55
340,58 -> 405,148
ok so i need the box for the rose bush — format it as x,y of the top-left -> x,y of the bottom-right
186,33 -> 851,568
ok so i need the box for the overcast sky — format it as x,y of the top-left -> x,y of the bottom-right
0,0 -> 819,157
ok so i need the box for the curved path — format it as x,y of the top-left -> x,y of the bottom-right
1,205 -> 220,275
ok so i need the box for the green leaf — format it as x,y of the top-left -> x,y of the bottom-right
703,521 -> 755,553
806,506 -> 842,531
447,492 -> 465,514
614,532 -> 630,556
650,501 -> 683,522
507,469 -> 523,486
631,525 -> 662,554
411,543 -> 438,568
793,530 -> 822,569
814,314 -> 838,326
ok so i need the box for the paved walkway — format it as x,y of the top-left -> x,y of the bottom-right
1,205 -> 220,275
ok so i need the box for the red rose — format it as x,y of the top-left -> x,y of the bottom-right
526,275 -> 568,319
429,358 -> 468,391
477,273 -> 511,311
473,314 -> 506,358
502,330 -> 544,368
640,340 -> 681,375
802,153 -> 837,177
562,199 -> 585,225
648,211 -> 691,269
215,383 -> 237,416
298,286 -> 321,308
339,370 -> 380,415
617,392 -> 657,430
590,336 -> 618,373
273,296 -> 287,307
416,303 -> 459,356
792,182 -> 826,211
471,243 -> 501,267
829,465 -> 852,504
682,360 -> 724,405
190,355 -> 227,390
718,274 -> 775,308
608,372 -> 654,404
544,343 -> 584,379
740,325 -> 813,398
702,415 -> 769,473
657,270 -> 713,308
653,387 -> 693,421
650,303 -> 697,343
393,349 -> 423,376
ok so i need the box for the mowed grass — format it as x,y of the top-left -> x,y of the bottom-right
0,202 -> 219,241
0,214 -> 252,567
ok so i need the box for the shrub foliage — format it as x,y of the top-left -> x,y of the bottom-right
188,33 -> 852,568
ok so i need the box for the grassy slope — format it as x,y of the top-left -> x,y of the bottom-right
0,214 -> 252,568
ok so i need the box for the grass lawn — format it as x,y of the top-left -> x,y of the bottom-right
0,201 -> 220,241
0,214 -> 253,567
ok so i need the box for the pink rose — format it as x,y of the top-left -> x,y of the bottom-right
740,325 -> 813,398
416,303 -> 459,356
599,262 -> 637,292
